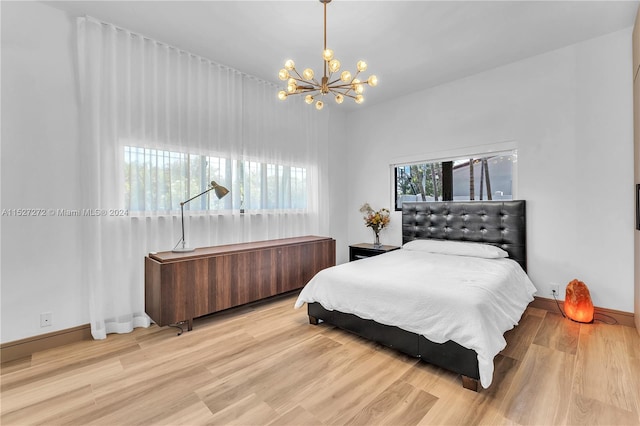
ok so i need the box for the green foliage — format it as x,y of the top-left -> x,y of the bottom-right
396,163 -> 442,201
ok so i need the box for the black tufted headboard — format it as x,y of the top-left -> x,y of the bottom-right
401,201 -> 527,271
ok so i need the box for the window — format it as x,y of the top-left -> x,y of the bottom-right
394,151 -> 516,210
124,146 -> 307,213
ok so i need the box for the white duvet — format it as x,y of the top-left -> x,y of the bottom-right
294,248 -> 537,388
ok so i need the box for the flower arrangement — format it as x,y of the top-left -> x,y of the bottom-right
359,203 -> 390,247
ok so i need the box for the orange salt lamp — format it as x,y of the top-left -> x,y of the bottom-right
564,279 -> 594,323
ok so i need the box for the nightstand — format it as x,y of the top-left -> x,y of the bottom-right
349,243 -> 401,261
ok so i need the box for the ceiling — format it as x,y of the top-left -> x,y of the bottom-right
48,0 -> 639,110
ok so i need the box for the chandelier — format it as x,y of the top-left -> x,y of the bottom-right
277,0 -> 377,110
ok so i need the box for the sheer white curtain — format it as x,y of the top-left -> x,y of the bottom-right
77,17 -> 329,339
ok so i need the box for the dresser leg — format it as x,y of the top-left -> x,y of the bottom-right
187,318 -> 193,331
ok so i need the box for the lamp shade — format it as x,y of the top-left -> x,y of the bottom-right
564,279 -> 594,323
211,181 -> 229,199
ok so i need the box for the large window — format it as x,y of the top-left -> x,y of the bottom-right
124,146 -> 307,213
395,151 -> 516,210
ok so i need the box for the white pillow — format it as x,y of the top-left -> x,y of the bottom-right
402,239 -> 508,259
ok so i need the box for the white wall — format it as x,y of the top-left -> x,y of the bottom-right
633,5 -> 640,332
1,1 -> 86,342
346,28 -> 635,313
326,111 -> 350,264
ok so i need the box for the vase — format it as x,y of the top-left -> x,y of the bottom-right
373,230 -> 381,248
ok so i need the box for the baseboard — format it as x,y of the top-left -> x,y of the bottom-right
530,296 -> 635,328
0,297 -> 634,364
1,324 -> 92,364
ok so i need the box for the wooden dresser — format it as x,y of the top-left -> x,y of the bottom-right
145,235 -> 336,330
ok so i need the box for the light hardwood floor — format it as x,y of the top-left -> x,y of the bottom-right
2,293 -> 639,425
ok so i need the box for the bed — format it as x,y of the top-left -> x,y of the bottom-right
294,201 -> 536,391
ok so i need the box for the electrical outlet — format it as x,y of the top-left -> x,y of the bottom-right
40,312 -> 52,327
550,283 -> 560,297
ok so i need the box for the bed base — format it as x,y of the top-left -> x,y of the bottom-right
308,302 -> 480,391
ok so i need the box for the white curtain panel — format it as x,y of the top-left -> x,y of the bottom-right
77,16 -> 329,339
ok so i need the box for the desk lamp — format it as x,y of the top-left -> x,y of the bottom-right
173,181 -> 229,253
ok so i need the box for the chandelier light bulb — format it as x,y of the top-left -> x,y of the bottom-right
278,91 -> 288,101
305,95 -> 314,104
278,69 -> 289,81
335,94 -> 344,104
367,75 -> 378,87
322,49 -> 334,62
352,79 -> 364,94
303,68 -> 315,80
287,83 -> 297,93
329,59 -> 341,73
355,94 -> 364,104
357,60 -> 367,72
340,71 -> 352,82
316,100 -> 324,110
284,60 -> 295,70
